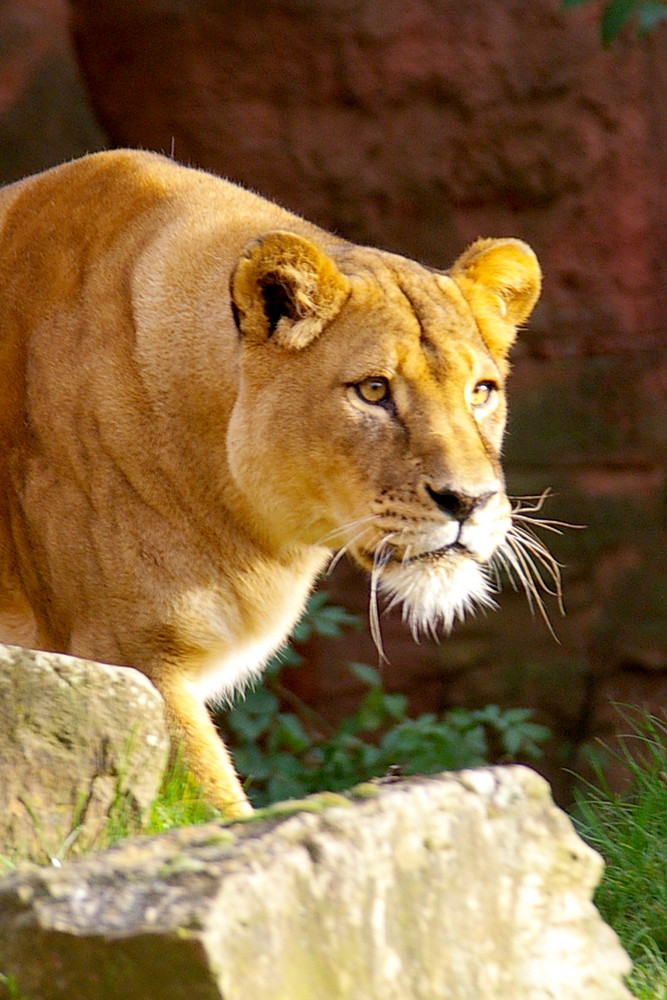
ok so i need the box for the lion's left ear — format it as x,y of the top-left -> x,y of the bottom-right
449,238 -> 541,360
231,230 -> 350,350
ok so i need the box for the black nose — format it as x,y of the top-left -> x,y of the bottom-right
426,486 -> 495,522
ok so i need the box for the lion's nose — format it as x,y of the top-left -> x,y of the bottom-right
426,486 -> 497,522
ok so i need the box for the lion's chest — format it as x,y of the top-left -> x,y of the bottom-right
187,623 -> 292,705
175,548 -> 328,705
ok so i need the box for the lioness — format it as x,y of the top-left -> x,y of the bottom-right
0,150 -> 544,819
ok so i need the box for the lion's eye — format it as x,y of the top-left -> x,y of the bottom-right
470,380 -> 497,409
356,377 -> 391,405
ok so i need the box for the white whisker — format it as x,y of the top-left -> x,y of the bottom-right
510,489 -> 583,532
315,514 -> 378,549
490,492 -> 569,639
318,488 -> 573,652
512,517 -> 565,535
514,522 -> 565,584
325,523 -> 376,576
369,534 -> 397,662
499,536 -> 544,612
510,488 -> 554,514
490,545 -> 521,593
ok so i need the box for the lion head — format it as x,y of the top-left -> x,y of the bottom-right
228,228 -> 544,643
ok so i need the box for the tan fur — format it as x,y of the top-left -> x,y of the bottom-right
0,150 -> 540,818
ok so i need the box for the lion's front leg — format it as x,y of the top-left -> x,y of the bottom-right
152,668 -> 253,821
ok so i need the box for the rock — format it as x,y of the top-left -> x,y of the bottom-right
0,767 -> 632,999
0,644 -> 169,864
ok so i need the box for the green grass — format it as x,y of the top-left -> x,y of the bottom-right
102,749 -> 221,848
573,710 -> 667,999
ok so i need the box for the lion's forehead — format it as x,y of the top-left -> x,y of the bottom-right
338,252 -> 496,379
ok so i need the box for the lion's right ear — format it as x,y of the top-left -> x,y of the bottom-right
230,231 -> 350,350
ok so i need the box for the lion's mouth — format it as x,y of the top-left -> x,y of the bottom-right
403,542 -> 473,564
350,511 -> 510,572
355,541 -> 473,572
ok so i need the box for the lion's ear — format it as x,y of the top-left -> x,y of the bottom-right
449,238 -> 541,360
231,231 -> 350,349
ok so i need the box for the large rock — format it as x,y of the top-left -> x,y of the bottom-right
0,767 -> 632,1000
0,644 -> 169,864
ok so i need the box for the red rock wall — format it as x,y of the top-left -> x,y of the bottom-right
2,0 -> 666,799
69,0 -> 667,349
0,0 -> 105,185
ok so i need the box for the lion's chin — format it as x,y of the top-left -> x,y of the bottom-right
376,553 -> 496,639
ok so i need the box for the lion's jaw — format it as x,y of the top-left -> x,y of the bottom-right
346,488 -> 513,638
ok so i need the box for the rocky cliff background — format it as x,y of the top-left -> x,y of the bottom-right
1,0 -> 665,802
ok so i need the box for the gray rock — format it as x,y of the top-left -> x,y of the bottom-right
0,644 -> 169,864
0,767 -> 632,999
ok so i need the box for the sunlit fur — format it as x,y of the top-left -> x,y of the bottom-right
0,148 -> 543,820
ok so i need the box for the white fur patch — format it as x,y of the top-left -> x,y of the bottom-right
191,630 -> 287,706
379,555 -> 496,639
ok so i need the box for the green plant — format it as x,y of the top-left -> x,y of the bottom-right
221,592 -> 551,807
0,971 -> 33,1000
563,0 -> 667,45
573,710 -> 667,998
84,730 -> 220,850
143,751 -> 220,836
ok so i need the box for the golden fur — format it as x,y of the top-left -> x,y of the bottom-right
0,150 -> 541,818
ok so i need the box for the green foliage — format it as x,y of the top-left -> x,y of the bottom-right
0,972 -> 33,1000
136,751 -> 220,839
563,0 -> 667,44
222,593 -> 551,807
95,735 -> 219,848
289,590 -> 361,646
573,710 -> 667,998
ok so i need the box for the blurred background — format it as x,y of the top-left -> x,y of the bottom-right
2,0 -> 665,803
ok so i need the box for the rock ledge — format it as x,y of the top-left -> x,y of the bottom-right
0,766 -> 631,1000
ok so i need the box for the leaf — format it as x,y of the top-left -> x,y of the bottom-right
472,704 -> 506,728
382,692 -> 408,722
233,745 -> 273,781
266,769 -> 310,804
502,722 -> 551,758
601,0 -> 636,44
228,712 -> 270,741
248,686 -> 280,712
638,0 -> 667,31
273,713 -> 309,753
227,688 -> 280,740
350,689 -> 391,733
348,662 -> 383,689
291,592 -> 361,642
